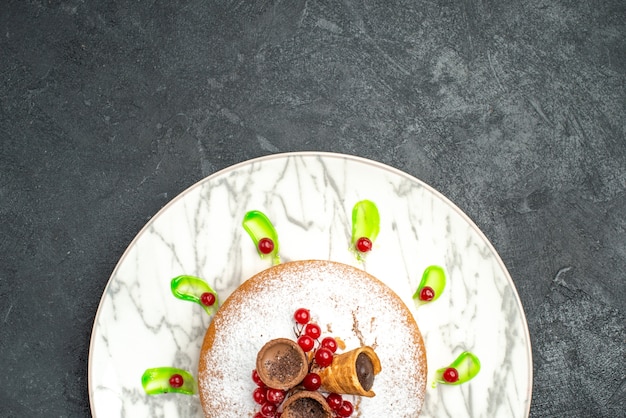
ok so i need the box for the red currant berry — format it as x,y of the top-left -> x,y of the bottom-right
200,292 -> 216,306
252,369 -> 264,386
326,393 -> 343,411
443,367 -> 459,383
315,347 -> 334,368
265,388 -> 286,405
321,337 -> 338,353
302,373 -> 322,391
337,400 -> 354,417
356,237 -> 372,253
293,308 -> 310,325
258,238 -> 274,254
260,402 -> 277,417
419,286 -> 435,301
169,374 -> 184,388
253,413 -> 263,418
297,334 -> 315,352
253,387 -> 266,404
304,323 -> 322,339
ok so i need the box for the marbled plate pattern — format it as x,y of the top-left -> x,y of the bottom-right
88,152 -> 532,417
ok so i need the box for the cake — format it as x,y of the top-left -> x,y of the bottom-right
198,260 -> 427,417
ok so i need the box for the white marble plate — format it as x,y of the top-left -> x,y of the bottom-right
88,152 -> 532,417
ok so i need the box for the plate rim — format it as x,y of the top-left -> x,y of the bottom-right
87,151 -> 533,417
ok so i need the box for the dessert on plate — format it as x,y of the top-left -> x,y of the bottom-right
197,260 -> 427,417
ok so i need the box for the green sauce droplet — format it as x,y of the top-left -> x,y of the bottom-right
433,351 -> 481,386
242,210 -> 281,265
351,200 -> 380,259
141,367 -> 197,395
171,275 -> 219,316
412,265 -> 446,307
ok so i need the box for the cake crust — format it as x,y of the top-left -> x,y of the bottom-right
198,260 -> 427,417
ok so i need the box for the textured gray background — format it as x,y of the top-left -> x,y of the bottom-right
1,1 -> 624,417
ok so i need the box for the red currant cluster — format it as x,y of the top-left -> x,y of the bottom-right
250,369 -> 354,417
250,308 -> 355,417
294,308 -> 355,417
251,369 -> 286,418
293,308 -> 337,377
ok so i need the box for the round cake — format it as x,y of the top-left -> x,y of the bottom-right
198,260 -> 427,417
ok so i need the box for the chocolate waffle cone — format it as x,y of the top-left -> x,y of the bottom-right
281,390 -> 333,418
256,338 -> 308,390
316,346 -> 381,397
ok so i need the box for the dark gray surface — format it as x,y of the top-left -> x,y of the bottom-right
1,1 -> 624,417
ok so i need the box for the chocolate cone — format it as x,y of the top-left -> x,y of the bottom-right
256,338 -> 308,390
281,390 -> 333,418
315,346 -> 381,397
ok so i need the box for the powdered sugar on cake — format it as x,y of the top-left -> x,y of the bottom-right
198,260 -> 427,417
